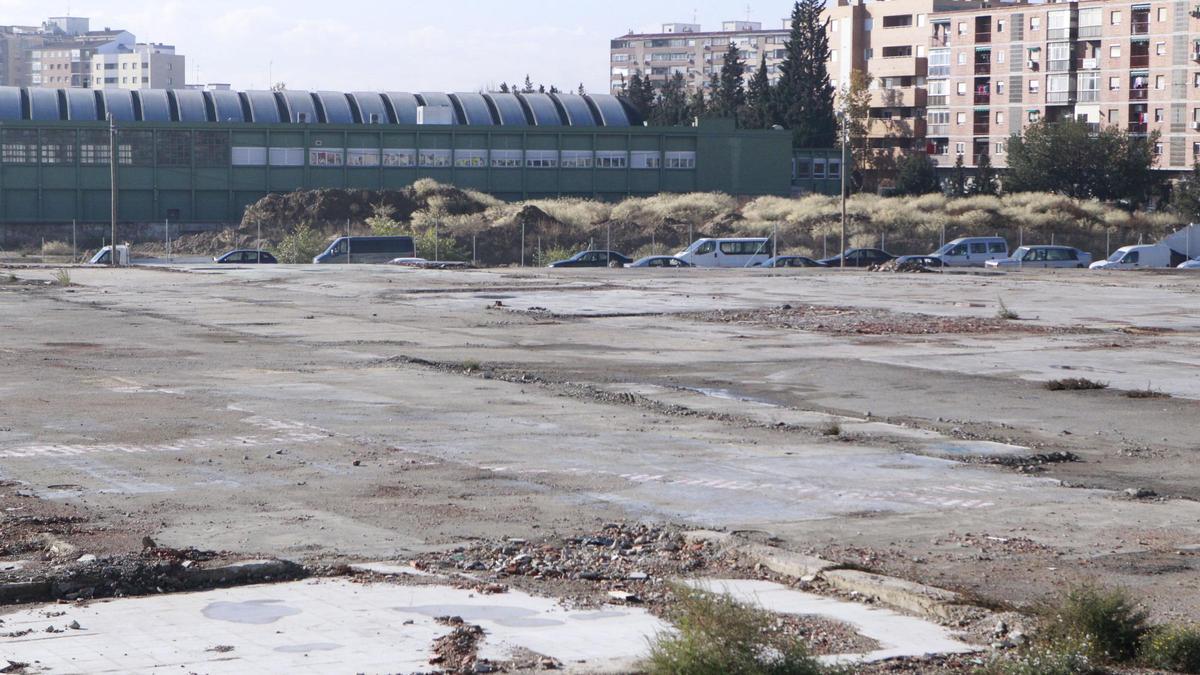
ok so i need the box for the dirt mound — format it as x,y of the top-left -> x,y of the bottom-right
240,189 -> 421,232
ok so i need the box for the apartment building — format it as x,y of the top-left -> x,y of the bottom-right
609,21 -> 790,94
91,43 -> 185,90
928,0 -> 1200,173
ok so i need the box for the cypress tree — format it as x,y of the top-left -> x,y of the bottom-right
776,0 -> 836,147
687,86 -> 708,120
714,42 -> 747,120
653,72 -> 689,126
625,73 -> 655,122
744,57 -> 773,129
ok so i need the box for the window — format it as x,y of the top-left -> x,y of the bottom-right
969,243 -> 988,254
997,19 -> 1006,32
232,146 -> 267,166
719,241 -> 769,255
560,150 -> 593,168
347,148 -> 381,166
1109,109 -> 1119,123
1109,76 -> 1121,90
453,149 -> 487,168
260,147 -> 300,166
995,142 -> 1006,155
882,14 -> 913,28
418,149 -> 451,167
813,159 -> 826,178
525,150 -> 558,168
41,129 -> 75,165
955,112 -> 966,125
794,158 -> 810,178
382,148 -> 416,167
631,151 -> 661,169
1154,142 -> 1163,155
996,81 -> 1005,95
881,46 -> 912,58
1028,79 -> 1039,93
1030,16 -> 1041,30
1109,45 -> 1121,58
955,142 -> 965,154
664,151 -> 696,169
1111,11 -> 1121,25
194,131 -> 229,166
828,158 -> 841,179
1028,110 -> 1040,122
1156,42 -> 1166,56
997,50 -> 1005,64
996,111 -> 1005,124
957,51 -> 967,65
309,148 -> 344,166
1,129 -> 35,164
1154,108 -> 1164,122
1157,7 -> 1166,21
596,151 -> 628,169
958,22 -> 967,35
957,82 -> 967,95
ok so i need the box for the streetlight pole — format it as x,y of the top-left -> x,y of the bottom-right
108,113 -> 117,267
839,109 -> 848,270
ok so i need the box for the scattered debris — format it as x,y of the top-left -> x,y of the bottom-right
430,617 -> 487,673
1044,378 -> 1108,391
688,305 -> 1089,336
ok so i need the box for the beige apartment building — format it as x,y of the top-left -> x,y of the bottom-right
820,0 -> 1200,174
91,43 -> 185,90
609,21 -> 791,94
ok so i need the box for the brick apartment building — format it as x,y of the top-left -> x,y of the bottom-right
609,21 -> 791,94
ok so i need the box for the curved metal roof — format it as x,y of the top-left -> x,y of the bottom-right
349,92 -> 389,124
383,92 -> 419,125
27,88 -> 60,121
0,87 -> 20,121
208,90 -> 245,122
315,91 -> 354,124
551,93 -> 597,127
520,93 -> 564,126
136,90 -> 172,122
279,90 -> 317,123
63,89 -> 99,121
242,90 -> 281,123
99,89 -> 136,122
0,87 -> 642,126
450,93 -> 494,125
588,93 -> 634,127
484,93 -> 528,126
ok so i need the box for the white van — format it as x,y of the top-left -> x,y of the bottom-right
1089,244 -> 1178,270
675,238 -> 773,268
88,245 -> 129,266
930,237 -> 1009,267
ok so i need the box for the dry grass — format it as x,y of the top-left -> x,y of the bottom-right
1044,378 -> 1109,392
40,240 -> 73,257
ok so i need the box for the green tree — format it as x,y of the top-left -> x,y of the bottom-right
1005,119 -> 1161,204
948,154 -> 967,197
713,42 -> 746,120
840,69 -> 872,175
366,202 -> 403,235
576,83 -> 586,96
625,73 -> 655,122
1172,165 -> 1200,222
743,57 -> 773,129
277,222 -> 326,264
652,72 -> 689,127
521,75 -> 535,93
893,153 -> 941,196
498,82 -> 510,93
775,0 -> 836,148
686,86 -> 707,120
971,153 -> 999,195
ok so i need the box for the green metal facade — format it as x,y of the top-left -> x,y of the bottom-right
0,119 -> 794,224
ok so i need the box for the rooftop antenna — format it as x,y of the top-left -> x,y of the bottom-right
746,4 -> 752,21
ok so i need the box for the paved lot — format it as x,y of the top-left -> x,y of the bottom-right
1,265 -> 1199,619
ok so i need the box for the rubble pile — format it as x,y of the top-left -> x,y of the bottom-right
429,616 -> 489,674
691,304 -> 1089,336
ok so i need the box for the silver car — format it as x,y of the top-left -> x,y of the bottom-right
985,246 -> 1092,269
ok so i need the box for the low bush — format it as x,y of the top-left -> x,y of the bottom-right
646,585 -> 830,675
1142,624 -> 1200,674
1125,385 -> 1170,400
1036,584 -> 1149,663
53,269 -> 72,286
980,644 -> 1099,675
41,240 -> 73,257
1044,378 -> 1108,392
996,298 -> 1020,320
533,245 -> 577,268
277,222 -> 328,264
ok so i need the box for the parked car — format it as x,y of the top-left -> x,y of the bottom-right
1090,244 -> 1181,270
1178,259 -> 1200,270
547,250 -> 633,268
625,256 -> 693,268
817,248 -> 895,268
985,246 -> 1091,269
756,256 -> 826,268
930,237 -> 1009,267
891,255 -> 945,269
215,249 -> 277,264
675,238 -> 773,268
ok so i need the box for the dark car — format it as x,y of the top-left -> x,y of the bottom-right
757,256 -> 826,268
626,256 -> 693,268
892,255 -> 945,269
548,250 -> 633,268
817,248 -> 895,268
215,249 -> 277,264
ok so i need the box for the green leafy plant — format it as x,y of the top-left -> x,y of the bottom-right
1142,624 -> 1200,674
1036,584 -> 1149,664
277,222 -> 328,264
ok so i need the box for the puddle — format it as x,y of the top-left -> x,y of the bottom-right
684,387 -> 781,407
274,643 -> 343,653
396,604 -> 565,628
203,599 -> 303,624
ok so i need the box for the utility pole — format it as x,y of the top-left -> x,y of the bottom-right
839,112 -> 848,270
108,113 -> 117,267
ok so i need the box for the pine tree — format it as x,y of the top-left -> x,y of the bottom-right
522,75 -> 535,94
1173,165 -> 1200,222
776,0 -> 836,148
653,72 -> 689,126
498,82 -> 510,94
687,87 -> 707,120
577,83 -> 586,96
971,153 -> 999,195
625,73 -> 655,122
744,57 -> 773,129
714,42 -> 746,120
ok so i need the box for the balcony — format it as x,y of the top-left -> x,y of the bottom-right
928,124 -> 950,136
930,34 -> 951,48
1130,88 -> 1148,100
1131,21 -> 1150,35
974,62 -> 992,75
1077,25 -> 1102,38
1078,90 -> 1099,102
867,117 -> 926,137
870,55 -> 926,78
1130,55 -> 1150,68
870,87 -> 926,107
975,32 -> 991,44
928,95 -> 948,107
973,123 -> 990,135
1076,57 -> 1099,70
1048,60 -> 1071,72
928,65 -> 951,78
974,93 -> 991,105
1046,91 -> 1073,104
1128,122 -> 1148,134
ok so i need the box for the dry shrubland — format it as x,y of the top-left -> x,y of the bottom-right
231,182 -> 1185,264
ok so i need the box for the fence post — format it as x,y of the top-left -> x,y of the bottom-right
521,222 -> 526,267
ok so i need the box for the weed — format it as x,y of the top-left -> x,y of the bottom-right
996,298 -> 1020,320
1044,378 -> 1108,392
978,643 -> 1099,675
646,584 -> 831,675
40,240 -> 73,257
821,421 -> 842,437
277,222 -> 328,264
533,245 -> 578,268
1036,583 -> 1149,664
5,273 -> 16,283
1142,624 -> 1200,674
461,359 -> 481,373
53,269 -> 72,286
1125,385 -> 1170,400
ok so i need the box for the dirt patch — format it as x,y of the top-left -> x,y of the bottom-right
686,304 -> 1093,336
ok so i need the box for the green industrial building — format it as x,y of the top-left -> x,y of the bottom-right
0,87 -> 839,225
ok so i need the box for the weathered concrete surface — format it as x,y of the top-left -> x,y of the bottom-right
1,265 -> 1199,621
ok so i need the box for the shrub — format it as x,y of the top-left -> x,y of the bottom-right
41,240 -> 73,256
997,298 -> 1020,320
277,222 -> 328,264
979,644 -> 1099,675
1125,385 -> 1170,400
646,584 -> 828,675
53,269 -> 72,286
534,245 -> 578,267
1044,379 -> 1109,392
1036,584 -> 1149,663
1142,624 -> 1200,674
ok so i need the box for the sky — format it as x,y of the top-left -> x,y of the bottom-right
8,0 -> 796,92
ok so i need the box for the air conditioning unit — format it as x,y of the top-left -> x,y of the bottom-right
1192,121 -> 1200,130
1027,60 -> 1037,68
